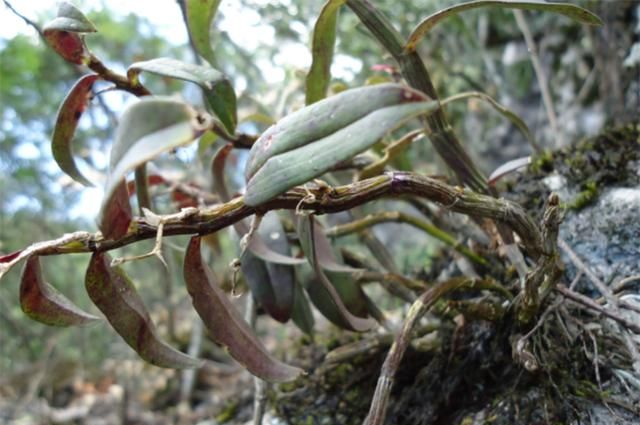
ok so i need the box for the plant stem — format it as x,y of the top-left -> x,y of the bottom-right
0,171 -> 543,279
327,210 -> 487,265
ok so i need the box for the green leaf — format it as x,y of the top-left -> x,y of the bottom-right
20,256 -> 99,327
291,279 -> 315,335
305,0 -> 345,105
185,0 -> 221,66
44,2 -> 98,33
296,216 -> 375,332
43,2 -> 97,64
85,252 -> 202,369
183,236 -> 303,382
245,100 -> 439,206
405,0 -> 602,52
51,74 -> 99,187
128,57 -> 237,133
245,83 -> 428,181
441,90 -> 541,153
246,212 -> 295,323
102,97 -> 204,218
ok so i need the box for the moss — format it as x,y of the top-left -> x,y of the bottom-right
215,400 -> 238,423
568,180 -> 598,210
529,149 -> 554,173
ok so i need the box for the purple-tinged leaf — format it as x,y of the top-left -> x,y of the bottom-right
488,156 -> 531,186
99,180 -> 132,240
43,2 -> 96,65
51,74 -> 100,187
405,0 -> 602,52
128,58 -> 237,133
86,252 -> 202,369
296,216 -> 375,332
185,0 -> 221,66
306,0 -> 345,105
20,256 -> 99,327
184,236 -> 303,382
0,250 -> 22,264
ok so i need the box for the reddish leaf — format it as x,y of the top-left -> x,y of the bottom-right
20,256 -> 99,327
99,180 -> 132,240
52,74 -> 100,186
0,250 -> 22,264
43,30 -> 88,64
184,236 -> 303,382
85,252 -> 202,369
43,2 -> 96,65
126,174 -> 167,195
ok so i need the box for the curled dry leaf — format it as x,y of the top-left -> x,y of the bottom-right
20,256 -> 99,327
183,236 -> 303,382
85,252 -> 202,369
52,74 -> 100,187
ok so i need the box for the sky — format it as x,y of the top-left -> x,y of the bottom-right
1,0 -> 360,220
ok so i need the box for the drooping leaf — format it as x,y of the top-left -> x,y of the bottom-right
298,216 -> 368,316
305,0 -> 345,105
51,74 -> 100,187
183,236 -> 303,382
253,212 -> 296,322
211,144 -> 297,320
405,0 -> 602,52
185,0 -> 221,66
291,279 -> 315,335
296,216 -> 375,332
85,252 -> 202,369
43,2 -> 97,65
20,256 -> 99,327
441,91 -> 540,153
128,58 -> 237,133
99,180 -> 133,240
101,97 -> 204,223
488,156 -> 531,185
245,100 -> 439,206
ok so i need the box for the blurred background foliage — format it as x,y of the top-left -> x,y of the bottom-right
0,0 -> 638,422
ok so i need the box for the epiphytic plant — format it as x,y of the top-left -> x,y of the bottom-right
0,1 -> 605,423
